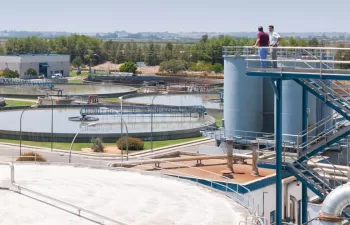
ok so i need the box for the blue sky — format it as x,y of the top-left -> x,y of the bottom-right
1,0 -> 348,33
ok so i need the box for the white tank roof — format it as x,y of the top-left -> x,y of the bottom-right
0,164 -> 248,225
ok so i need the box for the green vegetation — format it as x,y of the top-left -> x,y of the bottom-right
90,137 -> 105,152
159,59 -> 189,74
2,68 -> 19,78
1,34 -> 334,75
0,136 -> 205,152
102,97 -> 120,102
68,79 -> 84,84
117,136 -> 144,150
335,43 -> 350,69
216,117 -> 223,128
25,68 -> 37,76
119,61 -> 138,74
5,100 -> 34,107
69,71 -> 89,77
17,152 -> 47,162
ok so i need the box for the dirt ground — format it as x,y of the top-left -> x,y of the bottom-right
91,62 -> 160,74
133,158 -> 275,184
81,146 -> 122,154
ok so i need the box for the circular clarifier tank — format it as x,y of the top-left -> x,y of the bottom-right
0,84 -> 137,97
0,107 -> 214,142
0,164 -> 249,225
125,94 -> 224,109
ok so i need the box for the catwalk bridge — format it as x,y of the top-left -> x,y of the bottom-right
0,78 -> 54,89
80,105 -> 207,116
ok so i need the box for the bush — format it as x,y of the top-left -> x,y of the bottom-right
189,61 -> 213,72
119,61 -> 138,74
90,137 -> 105,152
117,136 -> 144,151
25,68 -> 37,76
159,59 -> 188,74
2,68 -> 19,78
17,152 -> 47,162
212,63 -> 223,73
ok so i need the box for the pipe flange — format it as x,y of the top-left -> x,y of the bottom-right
319,212 -> 345,222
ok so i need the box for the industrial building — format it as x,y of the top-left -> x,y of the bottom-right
0,54 -> 70,78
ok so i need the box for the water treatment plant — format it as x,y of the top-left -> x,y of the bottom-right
3,46 -> 350,225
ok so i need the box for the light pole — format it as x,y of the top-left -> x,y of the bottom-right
46,94 -> 54,152
119,97 -> 124,161
69,122 -> 97,163
150,92 -> 168,152
20,104 -> 38,156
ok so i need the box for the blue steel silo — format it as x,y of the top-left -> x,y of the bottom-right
279,80 -> 317,142
223,56 -> 263,138
262,78 -> 275,133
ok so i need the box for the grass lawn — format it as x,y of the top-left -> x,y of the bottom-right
0,136 -> 205,152
102,97 -> 120,102
69,71 -> 89,77
68,79 -> 84,84
215,117 -> 222,128
5,100 -> 36,107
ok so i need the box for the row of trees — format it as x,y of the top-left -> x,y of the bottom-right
1,34 -> 349,73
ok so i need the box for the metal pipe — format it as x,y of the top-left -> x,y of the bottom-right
302,86 -> 308,224
275,79 -> 283,225
319,184 -> 350,224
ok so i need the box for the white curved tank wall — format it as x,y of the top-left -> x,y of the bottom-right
224,56 -> 263,138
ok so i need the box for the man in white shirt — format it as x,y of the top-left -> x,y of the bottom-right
269,25 -> 282,68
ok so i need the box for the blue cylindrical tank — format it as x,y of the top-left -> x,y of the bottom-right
279,80 -> 317,142
262,78 -> 275,133
224,56 -> 263,138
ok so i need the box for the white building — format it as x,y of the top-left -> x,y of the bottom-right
0,54 -> 70,78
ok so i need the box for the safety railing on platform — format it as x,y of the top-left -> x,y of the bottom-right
222,46 -> 350,74
296,112 -> 347,152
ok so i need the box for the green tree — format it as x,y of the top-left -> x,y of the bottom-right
25,68 -> 37,75
72,56 -> 83,69
308,38 -> 319,47
212,63 -> 223,73
159,59 -> 188,74
335,43 -> 350,69
2,68 -> 19,78
119,61 -> 138,74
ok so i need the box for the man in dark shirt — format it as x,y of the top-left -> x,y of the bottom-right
253,26 -> 270,68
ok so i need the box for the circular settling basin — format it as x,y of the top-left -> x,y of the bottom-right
126,94 -> 224,109
0,108 -> 212,141
0,165 -> 248,225
0,84 -> 136,96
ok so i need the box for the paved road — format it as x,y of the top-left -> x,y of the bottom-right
0,140 -> 217,166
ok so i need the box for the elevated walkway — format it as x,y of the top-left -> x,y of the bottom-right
80,105 -> 207,116
223,46 -> 350,221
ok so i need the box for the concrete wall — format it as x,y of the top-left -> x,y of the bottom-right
247,176 -> 317,224
0,55 -> 70,78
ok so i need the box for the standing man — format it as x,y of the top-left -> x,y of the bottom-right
253,26 -> 269,68
269,25 -> 282,68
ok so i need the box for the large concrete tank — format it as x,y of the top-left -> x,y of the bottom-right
279,80 -> 317,142
224,56 -> 263,138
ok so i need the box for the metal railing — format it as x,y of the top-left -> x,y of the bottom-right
0,162 -> 127,225
222,46 -> 350,73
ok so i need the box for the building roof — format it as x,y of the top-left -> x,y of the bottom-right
0,54 -> 69,57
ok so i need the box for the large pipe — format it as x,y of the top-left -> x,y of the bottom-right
226,138 -> 234,172
319,184 -> 350,224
